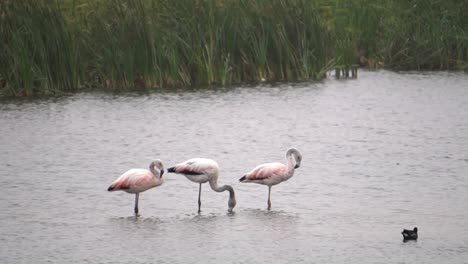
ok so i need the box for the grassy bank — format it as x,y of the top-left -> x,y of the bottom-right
0,0 -> 467,97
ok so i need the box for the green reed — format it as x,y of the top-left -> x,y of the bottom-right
1,0 -> 82,96
334,0 -> 468,70
0,0 -> 466,97
380,0 -> 468,70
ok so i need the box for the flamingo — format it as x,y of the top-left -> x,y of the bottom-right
107,159 -> 164,216
167,158 -> 236,213
239,148 -> 302,210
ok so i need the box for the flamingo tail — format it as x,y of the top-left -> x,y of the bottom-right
107,184 -> 129,191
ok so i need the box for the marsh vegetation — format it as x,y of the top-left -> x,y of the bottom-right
1,0 -> 466,96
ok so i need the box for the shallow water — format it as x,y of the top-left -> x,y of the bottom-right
1,70 -> 468,263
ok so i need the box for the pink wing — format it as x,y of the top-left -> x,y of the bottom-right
109,169 -> 153,191
169,158 -> 218,175
244,162 -> 287,180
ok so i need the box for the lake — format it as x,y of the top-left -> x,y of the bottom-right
1,70 -> 468,263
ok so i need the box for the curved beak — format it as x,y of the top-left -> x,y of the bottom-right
294,164 -> 300,169
160,170 -> 164,178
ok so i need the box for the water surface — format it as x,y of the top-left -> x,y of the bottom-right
1,71 -> 468,263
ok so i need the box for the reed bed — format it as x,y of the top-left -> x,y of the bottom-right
0,0 -> 466,96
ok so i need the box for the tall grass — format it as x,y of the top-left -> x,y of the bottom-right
379,0 -> 468,70
0,0 -> 467,96
1,0 -> 82,96
80,0 -> 332,88
333,0 -> 468,70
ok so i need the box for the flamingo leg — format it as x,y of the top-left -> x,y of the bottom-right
267,186 -> 272,210
197,183 -> 203,213
198,183 -> 202,213
134,193 -> 140,216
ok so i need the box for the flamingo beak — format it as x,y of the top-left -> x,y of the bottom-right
294,164 -> 300,169
160,170 -> 164,178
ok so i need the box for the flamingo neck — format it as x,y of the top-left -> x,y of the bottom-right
286,154 -> 297,178
209,179 -> 237,211
209,179 -> 232,193
149,163 -> 161,180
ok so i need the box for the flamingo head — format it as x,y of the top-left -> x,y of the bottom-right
228,198 -> 236,212
151,159 -> 165,178
287,148 -> 302,169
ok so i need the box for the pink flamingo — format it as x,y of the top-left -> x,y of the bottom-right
239,148 -> 302,210
108,159 -> 164,216
167,158 -> 236,213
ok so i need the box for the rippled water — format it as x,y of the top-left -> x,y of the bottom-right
1,70 -> 468,263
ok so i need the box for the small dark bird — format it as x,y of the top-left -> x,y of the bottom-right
402,227 -> 418,240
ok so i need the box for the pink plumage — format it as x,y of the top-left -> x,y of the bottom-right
169,159 -> 217,177
243,163 -> 288,181
108,169 -> 161,193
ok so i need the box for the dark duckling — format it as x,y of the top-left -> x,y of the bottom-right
402,227 -> 418,240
